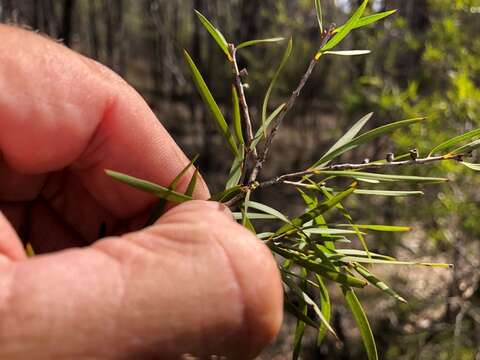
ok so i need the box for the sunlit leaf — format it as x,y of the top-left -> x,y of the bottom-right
248,201 -> 290,223
429,128 -> 480,156
261,37 -> 292,134
352,189 -> 424,197
320,0 -> 368,52
237,37 -> 285,49
184,50 -> 239,157
106,170 -> 192,203
343,287 -> 378,360
194,10 -> 230,59
232,212 -> 276,220
449,139 -> 480,156
313,117 -> 426,168
461,162 -> 480,171
318,170 -> 447,183
337,224 -> 411,232
324,50 -> 371,56
339,257 -> 453,268
334,9 -> 397,33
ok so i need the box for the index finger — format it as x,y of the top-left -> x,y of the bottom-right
0,25 -> 209,216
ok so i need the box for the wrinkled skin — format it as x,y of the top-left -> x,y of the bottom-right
0,25 -> 282,359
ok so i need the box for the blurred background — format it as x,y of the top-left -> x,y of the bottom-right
1,0 -> 479,358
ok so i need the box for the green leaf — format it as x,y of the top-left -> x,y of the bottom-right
232,212 -> 276,220
283,273 -> 338,339
337,224 -> 411,232
184,50 -> 239,157
261,38 -> 292,134
354,264 -> 407,303
429,128 -> 480,156
270,244 -> 367,287
320,112 -> 373,163
312,117 -> 426,168
343,287 -> 378,360
333,249 -> 395,261
352,189 -> 424,197
318,170 -> 448,183
231,86 -> 244,146
241,191 -> 256,233
236,37 -> 285,49
291,268 -> 308,360
320,0 -> 368,52
251,103 -> 286,149
226,150 -> 244,189
339,257 -> 453,268
210,185 -> 243,202
106,170 -> 192,203
314,0 -> 323,33
185,169 -> 198,197
284,300 -> 318,328
334,9 -> 397,33
324,50 -> 371,56
303,227 -> 361,235
316,275 -> 331,345
248,201 -> 290,223
275,183 -> 357,236
448,138 -> 480,155
461,162 -> 480,171
25,242 -> 35,257
194,10 -> 230,59
146,155 -> 199,226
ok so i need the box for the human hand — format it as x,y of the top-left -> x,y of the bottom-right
0,25 -> 282,359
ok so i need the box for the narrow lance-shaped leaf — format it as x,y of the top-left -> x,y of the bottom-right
317,170 -> 448,183
210,185 -> 243,202
291,268 -> 308,360
184,50 -> 239,157
283,273 -> 338,339
185,169 -> 198,197
321,112 -> 373,162
324,50 -> 371,56
194,10 -> 230,59
338,257 -> 453,268
354,264 -> 407,303
448,138 -> 480,156
316,275 -> 331,345
236,37 -> 285,49
275,183 -> 357,236
320,0 -> 368,52
351,189 -> 424,197
226,148 -> 244,189
248,201 -> 290,223
461,162 -> 480,171
314,0 -> 323,33
312,117 -> 427,168
429,128 -> 480,156
261,38 -> 292,135
146,155 -> 199,225
251,103 -> 286,149
231,86 -> 244,146
270,244 -> 367,287
334,9 -> 397,33
343,287 -> 378,360
106,170 -> 192,203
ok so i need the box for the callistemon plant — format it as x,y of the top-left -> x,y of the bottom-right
106,1 -> 480,358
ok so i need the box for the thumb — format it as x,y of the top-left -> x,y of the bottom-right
0,201 -> 283,359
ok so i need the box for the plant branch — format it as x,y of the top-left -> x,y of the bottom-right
258,154 -> 466,188
248,26 -> 335,184
229,44 -> 256,156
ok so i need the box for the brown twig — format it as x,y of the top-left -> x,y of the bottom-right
257,154 -> 465,188
229,44 -> 256,155
248,25 -> 335,184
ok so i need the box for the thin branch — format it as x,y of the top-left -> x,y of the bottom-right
248,26 -> 335,184
229,44 -> 256,156
258,154 -> 465,188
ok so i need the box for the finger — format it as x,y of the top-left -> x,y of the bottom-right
0,210 -> 26,261
0,201 -> 282,359
0,25 -> 209,216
